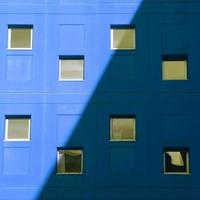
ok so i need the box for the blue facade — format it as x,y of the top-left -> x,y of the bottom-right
0,0 -> 200,199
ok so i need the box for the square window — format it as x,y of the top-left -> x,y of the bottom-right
163,148 -> 190,174
162,56 -> 188,80
111,25 -> 135,50
57,149 -> 83,174
5,116 -> 31,141
110,116 -> 136,141
8,26 -> 33,49
59,56 -> 84,81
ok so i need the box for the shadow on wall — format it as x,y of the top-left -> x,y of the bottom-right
38,1 -> 150,199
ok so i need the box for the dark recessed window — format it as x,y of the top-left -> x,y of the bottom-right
57,149 -> 83,174
164,147 -> 190,174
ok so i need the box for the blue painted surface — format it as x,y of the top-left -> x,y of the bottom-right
0,0 -> 199,199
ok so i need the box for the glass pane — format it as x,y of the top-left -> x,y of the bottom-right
162,60 -> 187,80
65,151 -> 82,173
57,152 -> 66,173
111,118 -> 135,140
10,28 -> 32,49
112,28 -> 135,49
57,150 -> 82,174
7,118 -> 30,140
60,59 -> 84,80
167,152 -> 184,166
164,149 -> 189,173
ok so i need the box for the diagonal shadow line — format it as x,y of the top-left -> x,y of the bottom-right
37,2 -> 146,199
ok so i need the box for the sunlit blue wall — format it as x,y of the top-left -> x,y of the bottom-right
0,0 -> 200,200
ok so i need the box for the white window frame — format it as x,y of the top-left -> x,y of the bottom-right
56,149 -> 83,175
162,59 -> 188,80
163,150 -> 190,175
7,27 -> 33,50
4,117 -> 31,141
58,58 -> 84,81
110,117 -> 136,142
110,27 -> 136,50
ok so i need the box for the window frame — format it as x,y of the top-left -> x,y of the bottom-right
163,147 -> 190,175
110,115 -> 136,142
4,116 -> 31,142
110,25 -> 136,50
7,26 -> 33,50
56,149 -> 83,175
58,56 -> 84,81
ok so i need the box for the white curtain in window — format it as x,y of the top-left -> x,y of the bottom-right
58,152 -> 66,173
166,151 -> 184,166
7,118 -> 30,140
112,29 -> 135,49
60,59 -> 83,80
10,28 -> 32,48
112,118 -> 135,140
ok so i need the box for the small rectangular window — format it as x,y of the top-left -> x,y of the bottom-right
59,56 -> 84,81
111,25 -> 135,50
110,116 -> 136,141
163,147 -> 190,175
5,116 -> 31,141
57,149 -> 83,174
8,25 -> 33,49
162,55 -> 188,80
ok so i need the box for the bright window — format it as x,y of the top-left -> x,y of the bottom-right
57,149 -> 83,174
8,26 -> 33,49
164,148 -> 190,174
5,116 -> 31,141
59,56 -> 84,81
110,116 -> 136,141
162,57 -> 188,80
111,25 -> 135,50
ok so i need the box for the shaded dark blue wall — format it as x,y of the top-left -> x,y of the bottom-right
0,0 -> 200,199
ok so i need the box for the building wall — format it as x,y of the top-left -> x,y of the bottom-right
0,0 -> 200,199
